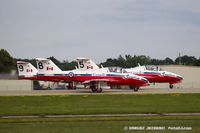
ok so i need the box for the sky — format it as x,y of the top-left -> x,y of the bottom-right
0,0 -> 200,63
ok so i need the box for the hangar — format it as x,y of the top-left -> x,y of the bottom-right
0,73 -> 33,91
0,80 -> 33,91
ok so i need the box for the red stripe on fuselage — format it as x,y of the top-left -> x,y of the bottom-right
136,74 -> 182,84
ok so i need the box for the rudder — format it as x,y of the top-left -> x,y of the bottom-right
16,61 -> 38,77
76,57 -> 99,70
35,58 -> 62,74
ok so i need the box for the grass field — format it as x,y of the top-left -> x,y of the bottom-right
0,94 -> 200,133
0,116 -> 199,133
0,94 -> 200,116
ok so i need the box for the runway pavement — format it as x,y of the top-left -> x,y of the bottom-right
1,113 -> 200,119
0,87 -> 200,96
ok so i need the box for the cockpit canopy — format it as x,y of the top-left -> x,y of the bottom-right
108,67 -> 125,73
145,65 -> 162,71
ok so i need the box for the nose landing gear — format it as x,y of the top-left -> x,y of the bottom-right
169,84 -> 174,89
129,86 -> 139,92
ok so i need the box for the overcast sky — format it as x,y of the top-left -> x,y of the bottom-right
0,0 -> 200,63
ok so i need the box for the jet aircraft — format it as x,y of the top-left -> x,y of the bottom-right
33,58 -> 149,92
76,58 -> 183,89
125,65 -> 183,88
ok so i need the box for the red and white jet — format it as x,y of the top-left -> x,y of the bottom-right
16,59 -> 149,92
76,58 -> 183,89
33,58 -> 149,92
125,65 -> 183,89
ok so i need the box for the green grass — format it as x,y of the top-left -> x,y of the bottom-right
0,94 -> 200,133
0,116 -> 200,133
0,94 -> 200,116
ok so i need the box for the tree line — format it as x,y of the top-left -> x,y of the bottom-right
0,49 -> 200,73
100,54 -> 200,68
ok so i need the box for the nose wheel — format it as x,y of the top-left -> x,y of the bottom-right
169,84 -> 174,89
129,86 -> 139,92
134,87 -> 139,92
91,87 -> 102,93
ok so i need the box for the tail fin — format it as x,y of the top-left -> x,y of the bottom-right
35,58 -> 62,74
16,61 -> 38,77
76,57 -> 99,70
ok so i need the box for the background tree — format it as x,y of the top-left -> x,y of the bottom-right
1,49 -> 200,73
61,60 -> 77,70
175,55 -> 197,65
163,57 -> 174,65
195,58 -> 200,66
47,56 -> 61,65
0,49 -> 15,73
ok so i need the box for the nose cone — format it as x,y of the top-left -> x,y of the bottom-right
169,71 -> 183,82
176,75 -> 183,81
131,74 -> 150,86
171,73 -> 183,84
141,78 -> 150,86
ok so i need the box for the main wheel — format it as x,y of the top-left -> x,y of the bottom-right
68,82 -> 74,89
96,88 -> 102,93
91,85 -> 97,92
169,84 -> 174,89
134,87 -> 139,92
129,86 -> 135,90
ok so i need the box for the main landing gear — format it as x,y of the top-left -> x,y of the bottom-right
90,83 -> 102,93
67,82 -> 76,89
169,84 -> 174,89
129,86 -> 139,92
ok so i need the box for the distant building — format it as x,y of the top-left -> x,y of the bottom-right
0,71 -> 33,91
0,80 -> 33,91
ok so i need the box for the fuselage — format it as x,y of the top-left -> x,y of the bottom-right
135,71 -> 183,84
19,68 -> 149,87
125,66 -> 183,84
